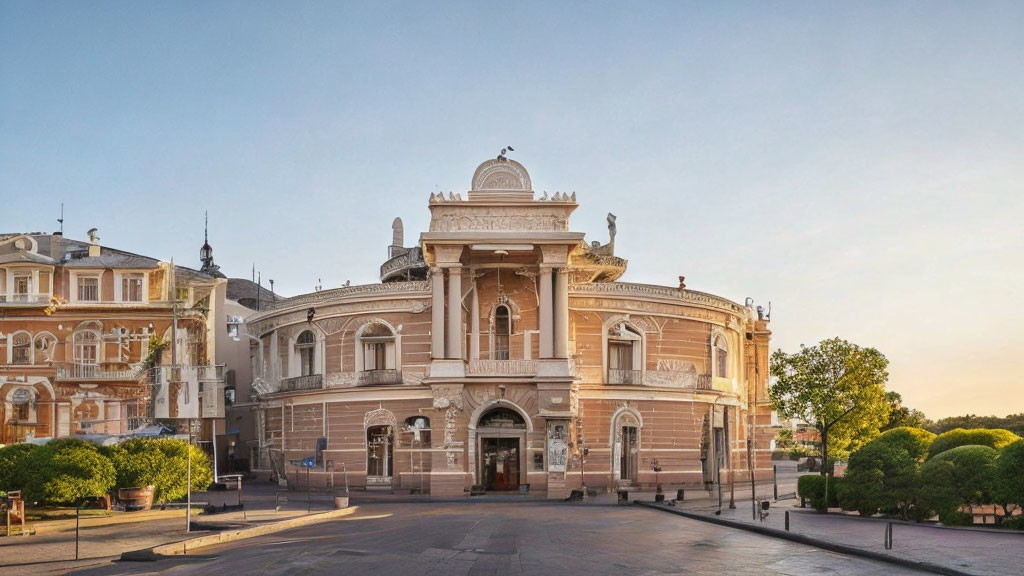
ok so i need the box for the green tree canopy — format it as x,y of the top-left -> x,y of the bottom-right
770,337 -> 890,472
919,445 -> 998,525
108,438 -> 212,503
928,414 -> 1024,437
23,438 -> 116,505
838,427 -> 935,519
927,428 -> 1021,459
0,443 -> 36,492
994,439 -> 1024,525
881,391 -> 931,431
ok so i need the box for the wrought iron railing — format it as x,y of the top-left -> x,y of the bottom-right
281,373 -> 323,392
695,373 -> 713,390
357,369 -> 402,386
55,363 -> 143,381
608,369 -> 643,385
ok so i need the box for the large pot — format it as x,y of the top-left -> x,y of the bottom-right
118,485 -> 156,511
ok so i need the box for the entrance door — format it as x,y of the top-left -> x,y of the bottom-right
366,425 -> 393,487
620,426 -> 638,482
480,437 -> 520,491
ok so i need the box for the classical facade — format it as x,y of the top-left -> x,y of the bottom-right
248,157 -> 773,498
0,229 -> 228,445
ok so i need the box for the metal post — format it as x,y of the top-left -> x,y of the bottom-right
307,466 -> 311,513
773,465 -> 778,500
186,419 -> 192,532
785,510 -> 790,531
885,522 -> 893,550
75,503 -> 81,559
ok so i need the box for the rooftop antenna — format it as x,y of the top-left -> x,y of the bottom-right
204,211 -> 208,245
57,202 -> 64,234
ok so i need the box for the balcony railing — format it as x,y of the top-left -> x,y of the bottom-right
695,373 -> 713,390
281,373 -> 323,392
608,369 -> 643,385
357,369 -> 402,386
466,359 -> 538,377
56,363 -> 144,381
0,294 -> 50,305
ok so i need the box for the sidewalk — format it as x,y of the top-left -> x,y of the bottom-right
640,489 -> 1023,576
0,480 -> 341,576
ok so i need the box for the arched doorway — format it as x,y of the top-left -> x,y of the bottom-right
364,408 -> 396,489
476,407 -> 526,491
611,409 -> 642,487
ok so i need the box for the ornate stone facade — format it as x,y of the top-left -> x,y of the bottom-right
249,157 -> 773,498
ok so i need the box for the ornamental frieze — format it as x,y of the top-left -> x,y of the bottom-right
428,206 -> 571,232
571,283 -> 747,316
572,297 -> 721,323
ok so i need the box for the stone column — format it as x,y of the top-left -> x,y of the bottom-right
431,268 -> 444,359
447,267 -> 463,359
554,268 -> 569,359
470,284 -> 480,360
539,267 -> 553,358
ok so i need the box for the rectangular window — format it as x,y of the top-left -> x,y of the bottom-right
13,275 -> 31,300
122,274 -> 143,302
38,271 -> 51,294
176,285 -> 189,302
78,277 -> 99,301
609,342 -> 633,371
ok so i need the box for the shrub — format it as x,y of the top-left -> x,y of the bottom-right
994,439 -> 1024,525
23,438 -> 116,505
839,427 -> 935,520
108,438 -> 212,503
927,428 -> 1021,459
798,474 -> 842,511
0,443 -> 36,492
919,445 -> 998,525
1002,514 -> 1024,531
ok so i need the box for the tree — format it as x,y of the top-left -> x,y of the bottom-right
838,427 -> 935,520
23,438 -> 116,505
881,391 -> 931,431
0,443 -> 36,491
994,439 -> 1024,526
770,338 -> 890,475
919,445 -> 998,525
108,438 -> 212,503
927,428 -> 1021,459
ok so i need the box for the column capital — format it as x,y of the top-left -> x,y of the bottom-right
448,266 -> 463,276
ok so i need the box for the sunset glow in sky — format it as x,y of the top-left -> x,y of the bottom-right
3,2 -> 1022,419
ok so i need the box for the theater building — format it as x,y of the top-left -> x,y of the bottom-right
248,157 -> 773,498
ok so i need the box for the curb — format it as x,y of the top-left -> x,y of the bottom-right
634,501 -> 977,576
120,506 -> 358,561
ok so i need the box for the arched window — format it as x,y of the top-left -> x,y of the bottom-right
357,322 -> 400,385
34,333 -> 56,365
493,305 -> 511,360
478,407 -> 526,429
714,334 -> 728,378
73,330 -> 100,376
11,332 -> 31,365
607,322 -> 642,385
296,330 -> 316,376
405,416 -> 431,446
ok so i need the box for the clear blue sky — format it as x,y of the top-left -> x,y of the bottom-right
2,2 -> 1022,419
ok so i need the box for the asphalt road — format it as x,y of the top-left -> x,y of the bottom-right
71,502 -> 931,576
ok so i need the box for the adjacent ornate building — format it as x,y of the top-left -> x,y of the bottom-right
0,229 -> 228,445
248,157 -> 773,498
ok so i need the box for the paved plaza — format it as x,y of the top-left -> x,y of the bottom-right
68,502 -> 930,576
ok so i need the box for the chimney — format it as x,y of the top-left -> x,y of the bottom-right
87,228 -> 101,257
50,232 -> 65,261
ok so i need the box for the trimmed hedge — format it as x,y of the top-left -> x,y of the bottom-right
22,438 -> 116,505
927,428 -> 1020,459
797,474 -> 842,511
919,444 -> 999,525
107,438 -> 213,503
995,439 -> 1024,524
0,443 -> 36,492
838,427 -> 935,519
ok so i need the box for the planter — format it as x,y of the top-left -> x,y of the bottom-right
334,496 -> 349,509
118,485 -> 155,511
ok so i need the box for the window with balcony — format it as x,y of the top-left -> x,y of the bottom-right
295,330 -> 317,376
74,330 -> 100,374
78,277 -> 99,302
493,304 -> 511,360
607,322 -> 643,385
122,273 -> 144,302
356,321 -> 400,385
12,332 -> 31,364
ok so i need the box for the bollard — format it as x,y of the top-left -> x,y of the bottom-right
884,522 -> 893,550
773,465 -> 778,500
677,489 -> 685,501
785,510 -> 790,532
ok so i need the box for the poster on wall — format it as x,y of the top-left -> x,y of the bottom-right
547,420 -> 568,473
154,366 -> 200,419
